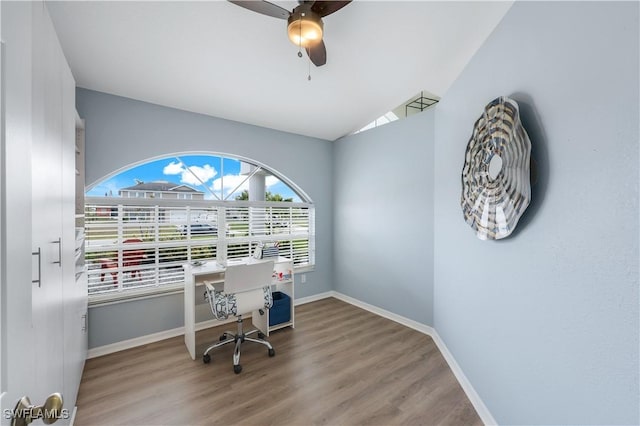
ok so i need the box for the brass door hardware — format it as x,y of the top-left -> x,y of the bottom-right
11,393 -> 64,426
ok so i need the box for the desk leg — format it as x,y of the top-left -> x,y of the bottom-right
183,265 -> 196,360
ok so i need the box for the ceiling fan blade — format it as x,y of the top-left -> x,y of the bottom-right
306,39 -> 327,67
228,1 -> 290,19
311,1 -> 352,17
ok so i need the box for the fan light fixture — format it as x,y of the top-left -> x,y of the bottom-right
287,10 -> 323,47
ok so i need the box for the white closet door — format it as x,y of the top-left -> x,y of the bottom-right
30,2 -> 64,404
0,2 -> 38,420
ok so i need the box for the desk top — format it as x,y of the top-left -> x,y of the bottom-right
183,256 -> 292,276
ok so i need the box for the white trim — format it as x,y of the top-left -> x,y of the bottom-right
69,406 -> 78,426
331,291 -> 497,426
88,327 -> 184,359
332,291 -> 434,335
87,317 -> 237,359
429,329 -> 498,426
294,291 -> 334,306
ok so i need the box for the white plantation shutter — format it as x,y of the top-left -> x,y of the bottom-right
85,198 -> 314,301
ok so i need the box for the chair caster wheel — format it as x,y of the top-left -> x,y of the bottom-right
234,364 -> 242,374
219,334 -> 227,341
258,332 -> 265,339
268,348 -> 275,357
203,354 -> 211,364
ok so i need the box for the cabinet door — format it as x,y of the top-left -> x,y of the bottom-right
0,1 -> 38,419
30,3 -> 65,405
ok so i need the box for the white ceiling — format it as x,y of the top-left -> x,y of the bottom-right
47,1 -> 512,141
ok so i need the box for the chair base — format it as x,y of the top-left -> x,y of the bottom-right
202,315 -> 275,374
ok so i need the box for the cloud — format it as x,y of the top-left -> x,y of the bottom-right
163,161 -> 217,186
163,161 -> 183,175
210,174 -> 248,197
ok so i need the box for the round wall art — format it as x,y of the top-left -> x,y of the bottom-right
461,96 -> 531,240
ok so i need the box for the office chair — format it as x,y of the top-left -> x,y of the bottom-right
203,260 -> 275,374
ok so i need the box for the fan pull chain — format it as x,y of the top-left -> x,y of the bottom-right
308,54 -> 312,81
297,14 -> 303,58
297,20 -> 303,58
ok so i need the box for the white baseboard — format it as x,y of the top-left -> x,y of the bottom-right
331,291 -> 497,426
429,329 -> 497,426
294,291 -> 334,306
88,327 -> 185,359
331,291 -> 434,335
87,317 -> 237,359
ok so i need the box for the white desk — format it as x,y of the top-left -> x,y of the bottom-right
183,257 -> 294,360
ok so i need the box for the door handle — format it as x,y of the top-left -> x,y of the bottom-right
32,248 -> 41,287
51,237 -> 61,266
11,393 -> 64,426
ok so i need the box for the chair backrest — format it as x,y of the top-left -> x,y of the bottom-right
224,260 -> 274,294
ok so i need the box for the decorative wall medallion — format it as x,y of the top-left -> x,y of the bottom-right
461,96 -> 531,240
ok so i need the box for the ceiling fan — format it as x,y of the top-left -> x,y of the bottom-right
228,0 -> 352,66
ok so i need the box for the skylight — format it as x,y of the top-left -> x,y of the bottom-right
354,112 -> 399,134
354,90 -> 440,134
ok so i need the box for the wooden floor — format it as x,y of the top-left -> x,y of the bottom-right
75,298 -> 482,425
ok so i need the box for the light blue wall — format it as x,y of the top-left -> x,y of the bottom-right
333,110 -> 435,325
76,89 -> 333,348
433,2 -> 639,424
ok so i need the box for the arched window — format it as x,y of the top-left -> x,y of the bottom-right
84,154 -> 314,302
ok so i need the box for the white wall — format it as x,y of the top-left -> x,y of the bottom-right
77,89 -> 333,348
333,110 -> 435,326
433,2 -> 639,424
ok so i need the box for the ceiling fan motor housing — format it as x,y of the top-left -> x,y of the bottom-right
287,5 -> 324,47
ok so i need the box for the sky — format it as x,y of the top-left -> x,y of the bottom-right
86,155 -> 301,201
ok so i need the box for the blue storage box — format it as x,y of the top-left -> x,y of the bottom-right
269,291 -> 291,326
